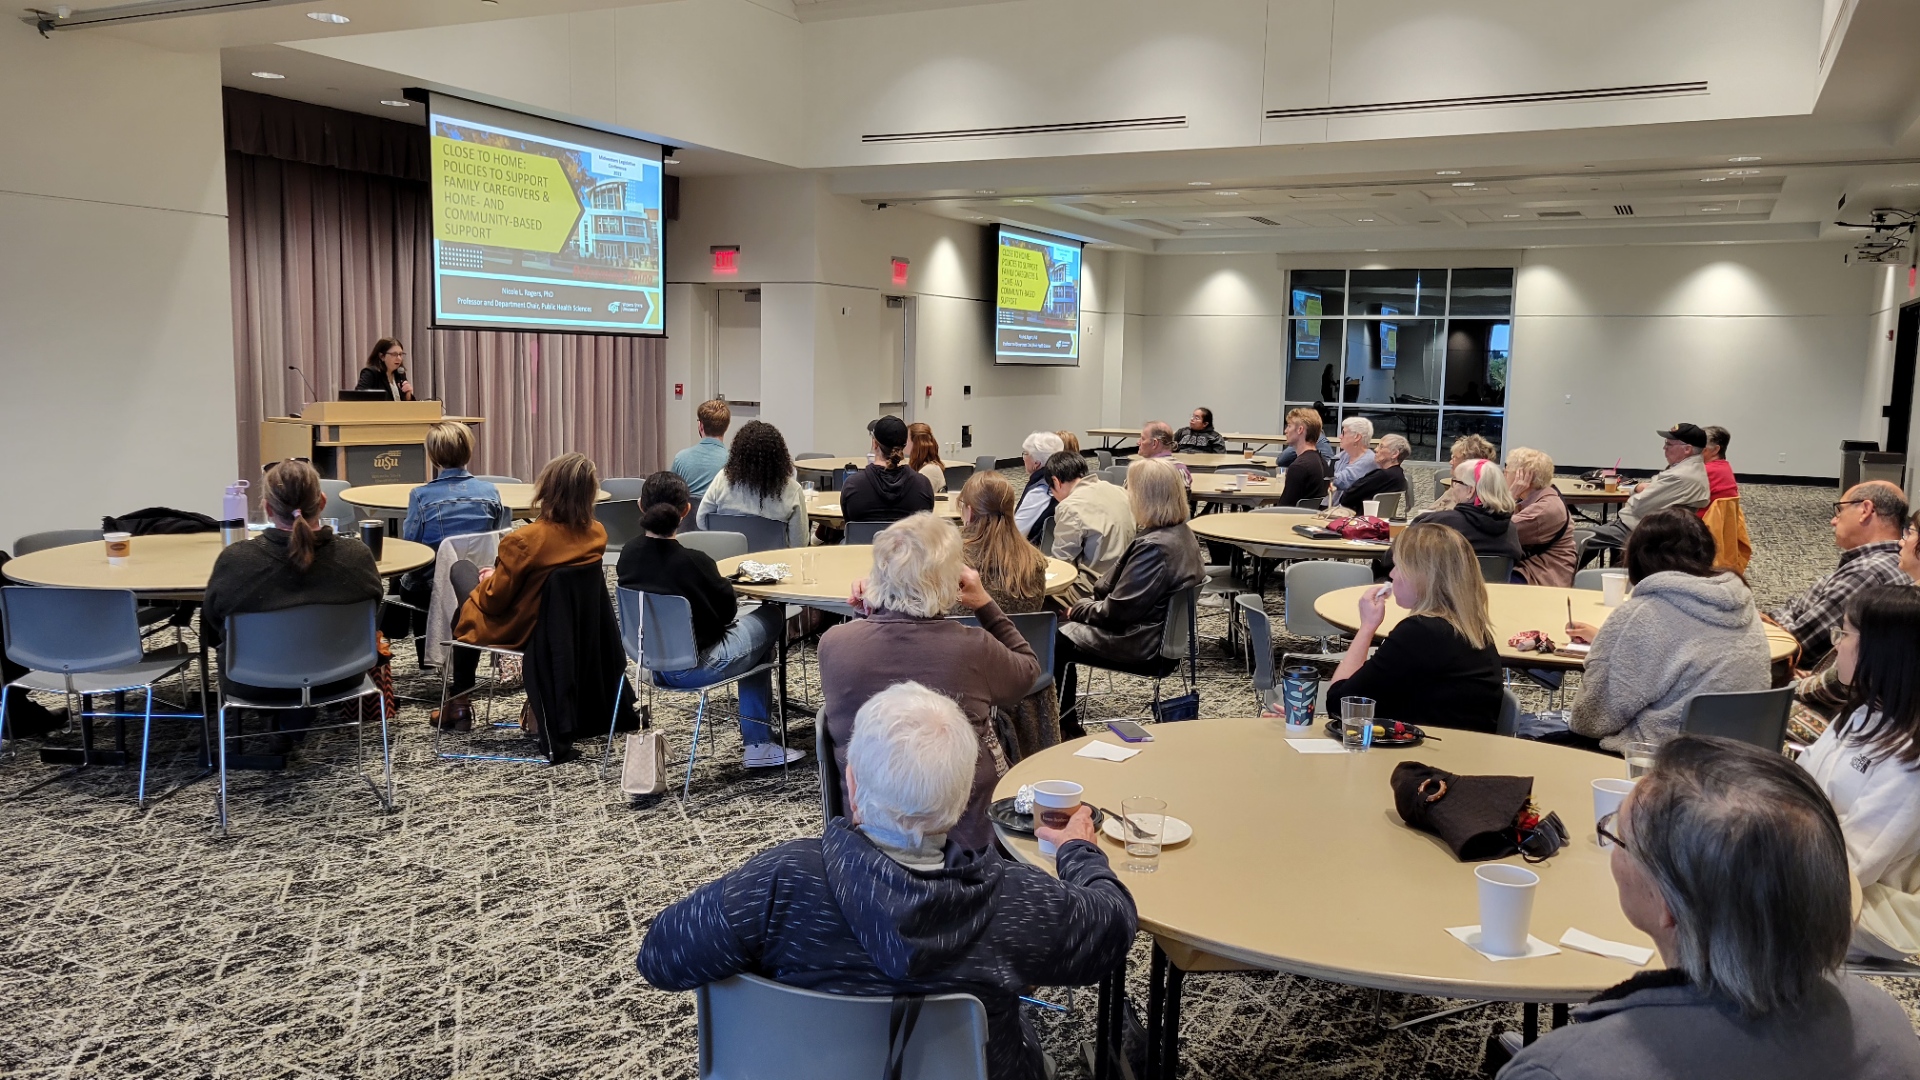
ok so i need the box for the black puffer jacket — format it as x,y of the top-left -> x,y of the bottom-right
1062,523 -> 1206,664
1426,503 -> 1524,562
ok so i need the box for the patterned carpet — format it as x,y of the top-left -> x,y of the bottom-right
2,470 -> 1911,1079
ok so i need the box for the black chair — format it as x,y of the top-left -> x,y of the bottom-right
843,521 -> 888,545
1476,555 -> 1514,584
943,464 -> 974,492
817,708 -> 843,820
1682,686 -> 1794,751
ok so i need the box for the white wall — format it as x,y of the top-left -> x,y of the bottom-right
0,22 -> 235,549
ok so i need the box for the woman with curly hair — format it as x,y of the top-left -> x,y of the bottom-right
695,419 -> 808,546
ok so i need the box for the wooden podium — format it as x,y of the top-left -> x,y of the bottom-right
260,401 -> 486,485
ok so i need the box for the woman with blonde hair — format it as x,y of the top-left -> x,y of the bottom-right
819,513 -> 1042,851
1055,430 -> 1082,456
957,472 -> 1061,756
1424,457 -> 1524,567
1326,522 -> 1503,732
438,452 -> 607,729
907,422 -> 948,493
1053,457 -> 1207,732
1505,446 -> 1577,586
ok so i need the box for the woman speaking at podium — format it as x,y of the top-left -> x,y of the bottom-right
356,338 -> 415,401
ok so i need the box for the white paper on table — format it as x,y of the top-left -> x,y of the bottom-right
1559,928 -> 1654,966
1558,643 -> 1591,655
1446,926 -> 1562,961
1285,738 -> 1349,754
1073,740 -> 1142,762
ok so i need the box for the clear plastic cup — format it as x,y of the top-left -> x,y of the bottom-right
1341,697 -> 1375,751
1121,796 -> 1167,873
1624,740 -> 1659,780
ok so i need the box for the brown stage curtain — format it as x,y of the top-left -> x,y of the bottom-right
225,90 -> 666,484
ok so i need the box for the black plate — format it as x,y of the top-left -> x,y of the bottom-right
1322,717 -> 1426,748
989,797 -> 1107,837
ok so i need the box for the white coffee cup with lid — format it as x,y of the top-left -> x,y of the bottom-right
1030,780 -> 1084,856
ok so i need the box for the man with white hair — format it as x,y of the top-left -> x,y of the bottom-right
1015,430 -> 1066,539
637,681 -> 1136,1080
1328,415 -> 1378,504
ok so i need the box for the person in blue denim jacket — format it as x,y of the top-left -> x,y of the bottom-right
392,422 -> 508,653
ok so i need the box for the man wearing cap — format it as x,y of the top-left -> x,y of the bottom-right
1581,424 -> 1712,566
842,415 -> 936,525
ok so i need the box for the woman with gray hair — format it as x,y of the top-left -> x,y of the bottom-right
1335,432 -> 1412,514
1498,735 -> 1920,1079
817,513 -> 1042,851
1506,446 -> 1577,586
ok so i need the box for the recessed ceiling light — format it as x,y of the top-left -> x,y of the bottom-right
250,71 -> 286,80
663,157 -> 680,165
1365,248 -> 1379,252
1187,181 -> 1212,187
1117,199 -> 1138,204
1010,198 -> 1033,204
1896,181 -> 1920,189
1451,182 -> 1475,187
975,189 -> 995,195
1503,214 -> 1522,218
1436,170 -> 1461,176
1699,176 -> 1726,182
1582,165 -> 1596,170
1357,218 -> 1375,223
1701,206 -> 1724,212
1728,155 -> 1762,162
1727,169 -> 1760,176
380,100 -> 411,108
306,11 -> 349,23
1216,191 -> 1240,196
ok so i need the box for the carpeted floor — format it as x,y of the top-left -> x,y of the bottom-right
2,470 -> 1912,1079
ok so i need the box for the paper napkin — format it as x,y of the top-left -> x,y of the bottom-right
1446,926 -> 1562,962
1559,928 -> 1654,966
1073,741 -> 1141,762
1286,738 -> 1349,754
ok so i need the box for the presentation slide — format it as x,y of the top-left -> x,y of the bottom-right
995,226 -> 1082,365
427,93 -> 664,335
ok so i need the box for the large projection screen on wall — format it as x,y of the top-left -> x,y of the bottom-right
994,225 -> 1082,365
427,92 -> 664,335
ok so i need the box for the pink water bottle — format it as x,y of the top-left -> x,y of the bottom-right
223,480 -> 250,523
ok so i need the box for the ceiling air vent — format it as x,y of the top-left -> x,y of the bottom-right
1265,81 -> 1707,121
1248,216 -> 1284,227
863,115 -> 1187,144
1537,210 -> 1584,218
1614,205 -> 1634,215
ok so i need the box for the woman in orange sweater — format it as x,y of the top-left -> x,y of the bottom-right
434,452 -> 606,729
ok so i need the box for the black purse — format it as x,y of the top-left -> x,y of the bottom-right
1390,762 -> 1567,862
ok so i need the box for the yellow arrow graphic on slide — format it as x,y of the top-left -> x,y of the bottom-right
431,135 -> 583,253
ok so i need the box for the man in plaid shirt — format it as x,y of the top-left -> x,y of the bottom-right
1766,481 -> 1910,658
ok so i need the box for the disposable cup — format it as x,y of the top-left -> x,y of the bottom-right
1363,500 -> 1381,518
1475,864 -> 1540,957
1592,778 -> 1635,847
1031,780 -> 1083,856
1602,572 -> 1629,607
103,532 -> 132,565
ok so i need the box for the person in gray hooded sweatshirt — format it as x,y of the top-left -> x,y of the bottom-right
1563,508 -> 1770,754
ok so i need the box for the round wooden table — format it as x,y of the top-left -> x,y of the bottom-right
341,482 -> 610,522
1188,473 -> 1310,509
793,456 -> 868,475
1550,477 -> 1628,506
3,533 -> 433,598
1314,582 -> 1799,670
1189,510 -> 1399,558
804,491 -> 960,525
1172,452 -> 1275,472
716,545 -> 1078,609
994,721 -> 1657,1077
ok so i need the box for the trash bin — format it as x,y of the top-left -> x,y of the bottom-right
1860,451 -> 1907,492
1841,440 -> 1881,492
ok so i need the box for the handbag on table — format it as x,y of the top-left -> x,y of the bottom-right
1390,761 -> 1567,862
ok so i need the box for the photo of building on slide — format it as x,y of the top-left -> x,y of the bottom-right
995,228 -> 1081,362
431,114 -> 662,330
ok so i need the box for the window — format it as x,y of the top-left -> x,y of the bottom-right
1283,268 -> 1515,461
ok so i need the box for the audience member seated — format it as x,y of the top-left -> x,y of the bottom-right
1798,586 -> 1920,961
203,459 -> 382,701
616,472 -> 798,768
1561,508 -> 1770,754
1789,506 -> 1920,736
1325,522 -> 1502,733
1055,430 -> 1081,456
1013,430 -> 1066,540
906,421 -> 947,493
1136,420 -> 1191,485
1505,447 -> 1576,586
1703,424 -> 1739,504
394,421 -> 506,652
1173,406 -> 1228,454
1424,459 -> 1524,563
1275,407 -> 1331,508
1054,458 -> 1206,731
1334,433 -> 1411,515
1498,736 -> 1920,1080
1417,433 -> 1499,514
438,453 -> 606,730
1272,428 -> 1334,468
958,471 -> 1061,757
1328,416 -> 1378,504
670,399 -> 731,501
636,681 -> 1137,1080
695,420 -> 809,546
818,514 -> 1040,850
1583,424 -> 1712,565
1045,450 -> 1135,602
842,416 -> 936,526
1764,480 -> 1908,658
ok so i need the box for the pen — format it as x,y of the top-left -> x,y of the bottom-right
1567,597 -> 1575,633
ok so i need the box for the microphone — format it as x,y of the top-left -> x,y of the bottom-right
287,365 -> 319,407
395,365 -> 411,400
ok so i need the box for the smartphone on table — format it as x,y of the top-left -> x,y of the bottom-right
1106,719 -> 1154,743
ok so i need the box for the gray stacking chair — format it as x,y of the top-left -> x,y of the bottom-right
626,589 -> 787,799
1571,528 -> 1596,570
1235,594 -> 1278,710
216,600 -> 391,834
1682,686 -> 1794,751
679,532 -> 749,562
695,973 -> 988,1080
974,454 -> 998,476
844,521 -> 889,546
318,479 -> 354,524
943,464 -> 974,492
1095,449 -> 1115,471
0,587 -> 192,806
1477,555 -> 1514,584
434,560 -> 545,765
1102,465 -> 1130,486
956,611 -> 1057,698
816,708 -> 843,821
704,512 -> 790,553
1374,490 -> 1402,519
1496,688 -> 1522,736
596,477 -> 647,566
1573,567 -> 1609,591
1281,561 -> 1373,666
13,529 -> 107,556
1063,587 -> 1198,728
